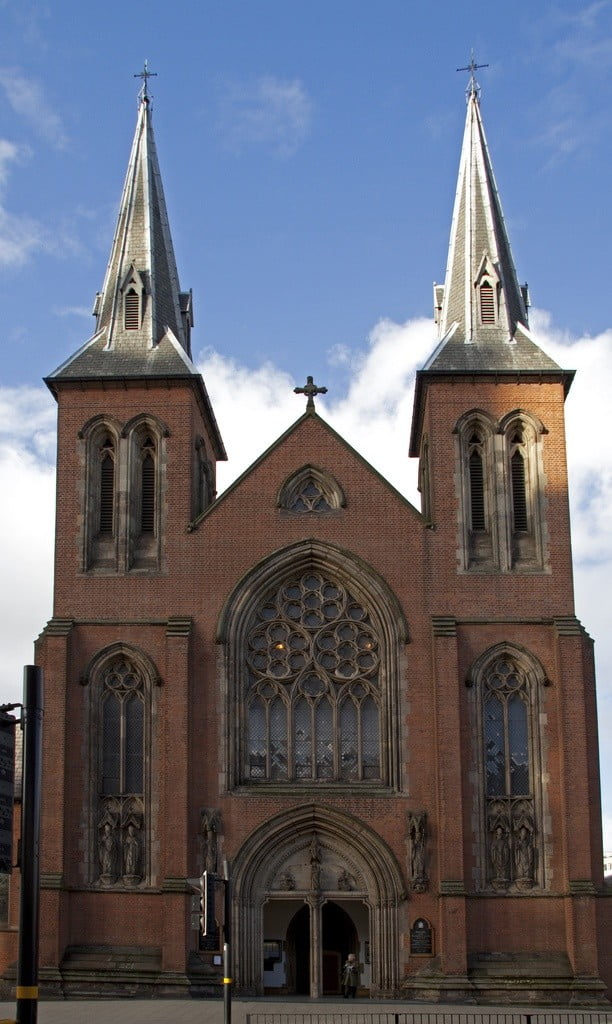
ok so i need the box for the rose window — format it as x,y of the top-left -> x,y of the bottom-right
245,573 -> 381,783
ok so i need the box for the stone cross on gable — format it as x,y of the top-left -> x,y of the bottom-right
294,375 -> 328,411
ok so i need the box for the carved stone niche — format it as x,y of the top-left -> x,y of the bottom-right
407,810 -> 428,893
200,808 -> 221,875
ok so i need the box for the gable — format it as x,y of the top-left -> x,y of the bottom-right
191,411 -> 423,531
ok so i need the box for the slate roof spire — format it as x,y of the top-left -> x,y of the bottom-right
92,87 -> 193,356
46,82 -> 226,459
425,85 -> 565,378
434,85 -> 529,347
410,82 -> 573,455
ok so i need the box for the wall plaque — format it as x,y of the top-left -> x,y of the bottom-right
410,917 -> 433,956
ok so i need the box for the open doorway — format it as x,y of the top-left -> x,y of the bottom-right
286,904 -> 310,994
322,901 -> 358,995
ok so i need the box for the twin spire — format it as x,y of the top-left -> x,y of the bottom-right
427,84 -> 560,375
51,68 -> 560,390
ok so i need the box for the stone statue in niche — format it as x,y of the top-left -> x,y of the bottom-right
310,834 -> 322,891
123,822 -> 141,882
338,868 -> 354,891
489,823 -> 511,889
407,811 -> 428,893
201,809 -> 221,874
98,821 -> 118,884
513,822 -> 535,888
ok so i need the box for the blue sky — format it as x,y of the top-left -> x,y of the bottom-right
1,0 -> 612,846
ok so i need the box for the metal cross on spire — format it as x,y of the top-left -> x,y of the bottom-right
134,60 -> 157,101
293,375 -> 328,411
456,51 -> 489,100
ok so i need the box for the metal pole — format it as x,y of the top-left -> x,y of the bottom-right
16,667 -> 43,1024
223,859 -> 231,1024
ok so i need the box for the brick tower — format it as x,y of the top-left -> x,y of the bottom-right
2,75 -> 609,1003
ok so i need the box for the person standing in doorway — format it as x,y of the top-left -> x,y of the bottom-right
342,953 -> 359,998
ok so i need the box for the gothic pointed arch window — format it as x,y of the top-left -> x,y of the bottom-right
455,411 -> 496,570
88,648 -> 154,887
277,466 -> 345,513
501,412 -> 545,570
220,543 -> 406,791
193,436 -> 214,518
80,417 -> 121,571
124,415 -> 168,571
470,644 -> 546,892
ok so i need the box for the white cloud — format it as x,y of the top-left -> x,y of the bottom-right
53,305 -> 92,319
1,314 -> 611,850
0,67 -> 67,149
0,137 -> 48,266
217,75 -> 313,157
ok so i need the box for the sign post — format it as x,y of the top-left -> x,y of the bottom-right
16,667 -> 43,1024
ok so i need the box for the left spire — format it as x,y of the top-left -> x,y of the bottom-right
48,68 -> 197,384
91,65 -> 193,357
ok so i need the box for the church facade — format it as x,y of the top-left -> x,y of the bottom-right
5,79 -> 612,1002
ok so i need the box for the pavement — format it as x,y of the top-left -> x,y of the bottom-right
0,999 -> 610,1024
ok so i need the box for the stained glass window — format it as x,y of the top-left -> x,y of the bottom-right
101,658 -> 144,798
245,572 -> 381,783
481,654 -> 538,889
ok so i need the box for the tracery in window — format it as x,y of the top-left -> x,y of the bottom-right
456,409 -> 547,573
472,647 -> 544,892
95,654 -> 149,887
245,572 -> 381,784
278,466 -> 345,513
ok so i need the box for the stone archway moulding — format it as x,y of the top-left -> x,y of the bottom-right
232,802 -> 406,997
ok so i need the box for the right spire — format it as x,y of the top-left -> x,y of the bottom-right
434,83 -> 529,347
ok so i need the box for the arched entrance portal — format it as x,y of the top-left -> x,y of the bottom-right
233,804 -> 406,998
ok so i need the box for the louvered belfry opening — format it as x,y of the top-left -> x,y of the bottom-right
511,444 -> 528,532
99,438 -> 115,535
480,281 -> 495,324
468,436 -> 486,532
140,437 -> 156,534
124,289 -> 140,330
